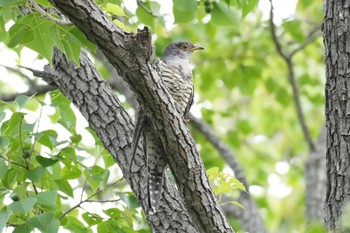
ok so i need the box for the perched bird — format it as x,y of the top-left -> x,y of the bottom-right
131,41 -> 204,213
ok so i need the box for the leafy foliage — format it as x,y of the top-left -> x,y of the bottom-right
0,93 -> 144,232
0,0 -> 324,232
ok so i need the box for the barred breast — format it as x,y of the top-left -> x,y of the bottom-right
158,61 -> 194,117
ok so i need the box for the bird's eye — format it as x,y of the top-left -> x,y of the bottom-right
181,44 -> 188,50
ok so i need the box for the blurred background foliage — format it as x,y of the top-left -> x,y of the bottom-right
0,0 -> 324,232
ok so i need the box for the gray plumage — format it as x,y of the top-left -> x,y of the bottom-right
131,41 -> 203,214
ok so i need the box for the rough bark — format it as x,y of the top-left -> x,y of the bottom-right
43,49 -> 199,233
48,0 -> 233,232
305,126 -> 326,222
323,0 -> 350,229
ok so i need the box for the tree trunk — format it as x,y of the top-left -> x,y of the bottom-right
305,126 -> 326,222
323,0 -> 350,229
47,0 -> 234,232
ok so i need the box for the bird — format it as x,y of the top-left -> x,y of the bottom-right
131,41 -> 204,214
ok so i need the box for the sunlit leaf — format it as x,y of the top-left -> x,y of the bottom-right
55,178 -> 73,197
211,2 -> 239,27
25,166 -> 46,182
26,212 -> 59,233
113,19 -> 131,33
36,155 -> 59,167
7,23 -> 33,47
116,192 -> 139,209
241,0 -> 259,18
8,197 -> 36,214
0,0 -> 25,8
207,167 -> 219,181
0,210 -> 12,232
173,0 -> 197,23
82,212 -> 102,226
106,3 -> 126,16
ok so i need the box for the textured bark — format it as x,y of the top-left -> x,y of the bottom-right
305,126 -> 326,222
44,49 -> 199,233
323,0 -> 350,229
48,0 -> 233,232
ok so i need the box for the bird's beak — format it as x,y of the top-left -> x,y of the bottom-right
191,45 -> 204,51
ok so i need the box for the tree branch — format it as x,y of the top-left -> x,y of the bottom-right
48,0 -> 233,232
290,25 -> 322,57
269,0 -> 315,151
189,114 -> 267,233
28,0 -> 73,25
44,48 -> 199,232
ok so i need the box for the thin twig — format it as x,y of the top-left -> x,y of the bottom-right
269,0 -> 316,151
59,178 -> 123,220
290,25 -> 322,57
86,199 -> 120,203
0,155 -> 27,169
28,0 -> 73,25
1,64 -> 37,88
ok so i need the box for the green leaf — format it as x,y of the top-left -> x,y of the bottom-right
8,197 -> 36,214
68,27 -> 96,52
113,19 -> 131,33
103,208 -> 122,218
106,3 -> 126,16
228,200 -> 244,209
7,23 -> 34,47
173,0 -> 197,23
82,212 -> 102,226
36,155 -> 59,167
3,112 -> 24,136
211,2 -> 239,27
25,166 -> 46,182
55,178 -> 73,197
0,111 -> 6,123
136,5 -> 153,26
241,0 -> 259,18
35,130 -> 59,150
13,224 -> 33,233
49,24 -> 96,64
36,191 -> 57,207
62,165 -> 81,179
237,119 -> 252,134
97,219 -> 127,233
0,136 -> 10,150
27,212 -> 59,233
35,0 -> 52,7
15,13 -> 55,62
207,167 -> 219,181
282,20 -> 306,43
85,165 -> 110,191
3,168 -> 18,188
0,210 -> 12,233
15,95 -> 31,109
50,92 -> 76,131
0,159 -> 8,178
116,192 -> 139,209
62,216 -> 92,233
0,0 -> 26,8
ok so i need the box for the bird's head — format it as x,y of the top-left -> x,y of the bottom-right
161,41 -> 204,61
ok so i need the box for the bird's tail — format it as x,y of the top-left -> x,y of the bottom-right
148,169 -> 165,214
144,120 -> 167,214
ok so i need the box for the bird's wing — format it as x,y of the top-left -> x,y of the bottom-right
184,81 -> 194,121
130,107 -> 146,171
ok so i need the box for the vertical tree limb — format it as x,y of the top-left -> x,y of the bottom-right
48,0 -> 234,231
323,0 -> 350,229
